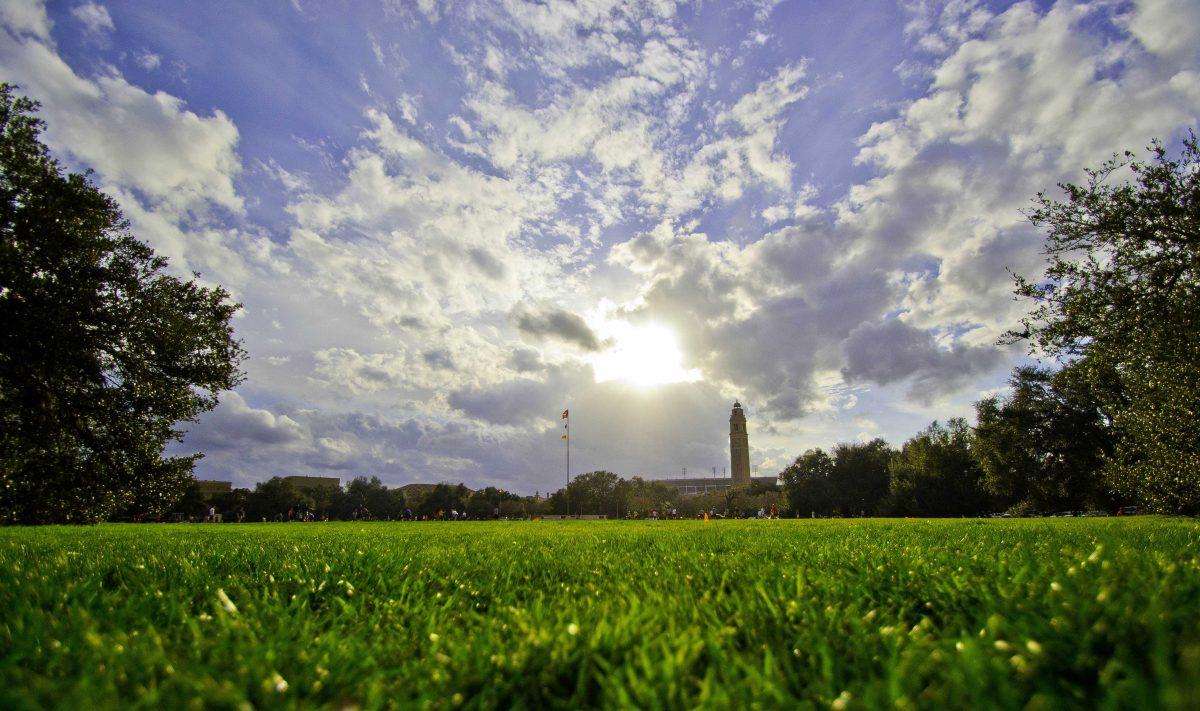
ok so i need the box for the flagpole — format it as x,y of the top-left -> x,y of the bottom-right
561,408 -> 571,517
564,410 -> 568,511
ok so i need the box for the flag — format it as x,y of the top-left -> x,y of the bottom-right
561,409 -> 568,419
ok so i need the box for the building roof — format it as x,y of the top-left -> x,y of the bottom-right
650,476 -> 778,487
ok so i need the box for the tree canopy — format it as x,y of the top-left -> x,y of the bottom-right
974,365 -> 1115,513
0,85 -> 245,523
1010,133 -> 1200,513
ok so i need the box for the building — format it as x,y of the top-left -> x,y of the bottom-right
194,479 -> 232,499
647,401 -> 777,496
730,400 -> 751,486
656,475 -> 779,497
282,475 -> 341,496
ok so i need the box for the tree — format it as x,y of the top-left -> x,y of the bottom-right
345,476 -> 401,519
244,477 -> 309,522
467,486 -> 518,519
555,471 -> 620,515
414,483 -> 470,518
974,365 -> 1116,513
780,449 -> 835,516
888,419 -> 988,517
0,86 -> 245,523
1009,133 -> 1200,513
616,476 -> 675,517
831,439 -> 893,516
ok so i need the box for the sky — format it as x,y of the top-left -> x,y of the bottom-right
2,0 -> 1198,493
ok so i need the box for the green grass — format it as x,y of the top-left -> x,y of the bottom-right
1,519 -> 1199,709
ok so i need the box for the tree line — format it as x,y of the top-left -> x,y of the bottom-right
176,477 -> 526,522
782,371 -> 1115,518
177,471 -> 787,522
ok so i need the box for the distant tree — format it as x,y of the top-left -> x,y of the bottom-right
416,483 -> 470,517
831,439 -> 893,516
468,486 -> 518,519
556,471 -> 620,516
523,495 -> 552,517
211,488 -> 250,519
171,478 -> 210,520
727,486 -> 786,518
245,477 -> 308,521
0,85 -> 245,523
780,449 -> 835,516
675,490 -> 726,518
465,492 -> 494,519
616,476 -> 675,517
1008,134 -> 1200,513
888,419 -> 988,517
346,476 -> 400,519
974,365 -> 1116,513
498,499 -> 527,519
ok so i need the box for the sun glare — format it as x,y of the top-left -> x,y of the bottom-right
590,321 -> 702,388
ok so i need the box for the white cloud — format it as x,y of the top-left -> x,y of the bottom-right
70,1 -> 113,35
1122,0 -> 1200,66
135,50 -> 161,70
0,37 -> 242,216
0,0 -> 51,40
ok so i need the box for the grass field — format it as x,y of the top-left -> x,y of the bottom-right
1,519 -> 1198,709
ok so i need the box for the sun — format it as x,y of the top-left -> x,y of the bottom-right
589,321 -> 702,388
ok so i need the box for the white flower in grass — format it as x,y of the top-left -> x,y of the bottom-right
216,588 -> 238,615
567,623 -> 580,636
270,672 -> 288,693
832,690 -> 852,710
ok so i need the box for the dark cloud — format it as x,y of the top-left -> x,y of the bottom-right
467,247 -> 508,280
686,261 -> 894,420
422,348 -> 457,370
840,319 -> 1003,401
509,346 -> 544,373
175,392 -> 305,451
512,304 -> 604,351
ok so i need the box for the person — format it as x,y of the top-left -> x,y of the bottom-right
236,507 -> 245,523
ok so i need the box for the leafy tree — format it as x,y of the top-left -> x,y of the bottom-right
498,499 -> 527,519
244,477 -> 309,521
467,486 -> 518,519
171,478 -> 211,520
211,487 -> 250,520
831,439 -> 893,516
553,470 -> 620,515
415,483 -> 470,518
888,419 -> 988,517
616,476 -> 675,517
1009,134 -> 1200,513
780,449 -> 835,516
0,86 -> 245,523
974,365 -> 1116,513
345,476 -> 401,519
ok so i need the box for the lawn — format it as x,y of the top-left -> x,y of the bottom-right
1,519 -> 1198,709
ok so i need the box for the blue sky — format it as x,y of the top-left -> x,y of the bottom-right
3,0 -> 1198,492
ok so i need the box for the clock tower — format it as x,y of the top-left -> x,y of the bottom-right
729,401 -> 751,486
